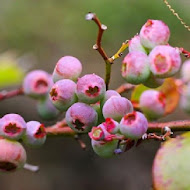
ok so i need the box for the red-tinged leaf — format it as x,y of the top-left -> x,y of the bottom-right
158,78 -> 180,115
153,132 -> 190,190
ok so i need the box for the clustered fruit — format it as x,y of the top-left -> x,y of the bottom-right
122,19 -> 181,88
0,18 -> 188,171
0,114 -> 46,172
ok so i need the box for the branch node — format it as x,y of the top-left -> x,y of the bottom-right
85,13 -> 95,20
93,44 -> 98,50
101,24 -> 107,30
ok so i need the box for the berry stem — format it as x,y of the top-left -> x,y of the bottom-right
116,83 -> 135,94
178,47 -> 190,58
86,13 -> 129,90
0,87 -> 23,101
45,126 -> 76,136
24,163 -> 39,172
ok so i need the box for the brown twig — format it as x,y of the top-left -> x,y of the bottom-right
178,47 -> 190,58
148,120 -> 190,133
74,135 -> 86,150
116,83 -> 135,94
0,87 -> 24,101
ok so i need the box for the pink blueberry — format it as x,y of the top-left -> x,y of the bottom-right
52,56 -> 82,82
0,139 -> 26,172
128,35 -> 147,54
0,114 -> 26,140
102,96 -> 133,122
119,111 -> 148,139
140,19 -> 170,49
49,79 -> 77,111
66,102 -> 98,133
149,45 -> 181,78
121,51 -> 150,84
76,74 -> 106,104
139,90 -> 166,120
181,59 -> 190,82
23,121 -> 46,148
23,70 -> 52,99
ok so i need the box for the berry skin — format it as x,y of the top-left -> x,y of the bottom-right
66,102 -> 98,133
119,111 -> 148,139
52,56 -> 82,82
91,139 -> 118,158
100,90 -> 121,108
181,59 -> 190,83
128,35 -> 147,54
0,139 -> 26,172
49,79 -> 77,112
76,74 -> 106,104
143,74 -> 164,88
37,96 -> 60,120
102,96 -> 133,122
23,121 -> 46,148
0,114 -> 26,140
180,94 -> 190,114
140,19 -> 170,49
23,70 -> 53,99
121,51 -> 150,84
149,45 -> 181,78
139,90 -> 166,120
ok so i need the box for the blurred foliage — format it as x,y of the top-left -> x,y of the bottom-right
153,132 -> 190,190
0,52 -> 24,87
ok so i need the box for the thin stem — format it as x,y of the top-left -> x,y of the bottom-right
178,47 -> 190,58
116,83 -> 135,94
46,126 -> 76,136
0,87 -> 23,101
148,120 -> 190,133
85,13 -> 129,90
24,163 -> 39,172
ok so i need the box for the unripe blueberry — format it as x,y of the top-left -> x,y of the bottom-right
23,121 -> 46,148
143,74 -> 164,88
128,35 -> 147,54
181,59 -> 190,83
66,102 -> 98,133
91,139 -> 118,158
0,139 -> 26,172
102,96 -> 133,122
37,96 -> 60,120
100,90 -> 121,108
119,111 -> 148,139
23,70 -> 52,99
139,90 -> 166,120
0,114 -> 26,140
49,79 -> 77,111
76,74 -> 106,104
121,51 -> 150,84
149,45 -> 181,78
52,56 -> 82,82
140,19 -> 170,49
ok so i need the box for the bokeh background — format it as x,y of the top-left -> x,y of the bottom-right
0,0 -> 189,189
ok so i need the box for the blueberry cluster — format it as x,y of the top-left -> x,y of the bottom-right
121,19 -> 181,87
22,55 -> 149,158
0,114 -> 46,171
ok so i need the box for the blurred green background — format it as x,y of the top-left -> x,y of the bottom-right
0,0 -> 189,189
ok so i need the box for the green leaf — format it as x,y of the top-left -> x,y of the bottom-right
0,54 -> 24,87
153,132 -> 190,190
